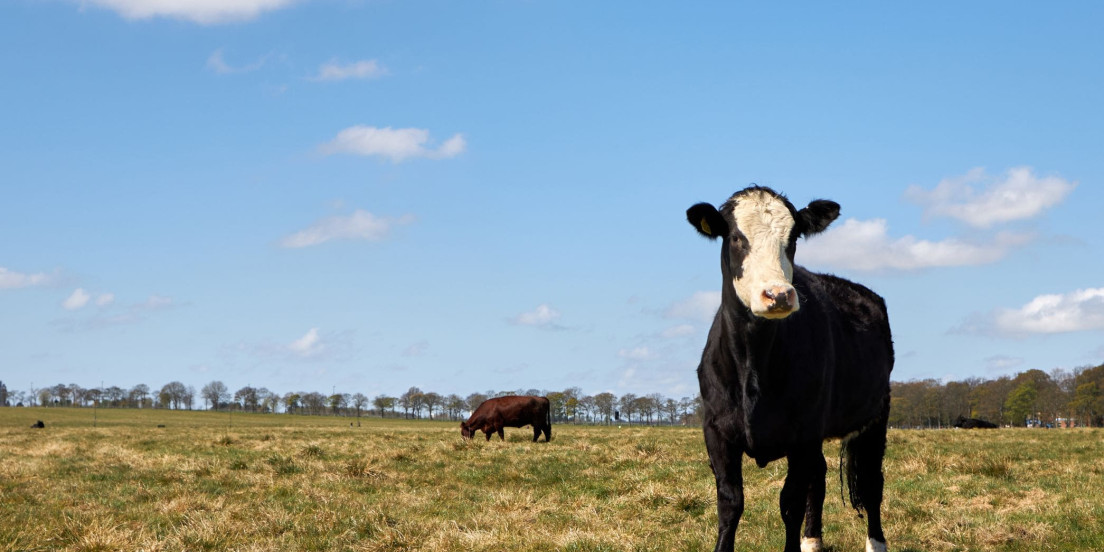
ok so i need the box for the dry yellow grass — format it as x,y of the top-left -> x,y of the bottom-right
1,408 -> 1102,551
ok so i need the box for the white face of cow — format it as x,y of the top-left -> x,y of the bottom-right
687,186 -> 841,321
727,190 -> 799,318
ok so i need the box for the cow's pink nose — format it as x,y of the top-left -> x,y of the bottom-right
763,286 -> 796,312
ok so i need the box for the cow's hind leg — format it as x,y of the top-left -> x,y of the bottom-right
532,425 -> 540,442
800,452 -> 828,552
542,424 -> 551,442
843,415 -> 889,552
781,449 -> 820,552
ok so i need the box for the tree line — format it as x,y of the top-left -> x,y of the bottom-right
3,361 -> 1102,428
890,363 -> 1104,428
0,380 -> 702,426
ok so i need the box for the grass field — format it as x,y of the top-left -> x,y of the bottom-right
2,408 -> 1102,551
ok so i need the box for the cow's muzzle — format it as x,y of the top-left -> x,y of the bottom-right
761,286 -> 797,317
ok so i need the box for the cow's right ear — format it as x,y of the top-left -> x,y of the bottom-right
687,203 -> 728,240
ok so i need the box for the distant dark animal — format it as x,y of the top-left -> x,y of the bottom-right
31,420 -> 45,428
953,415 -> 998,429
461,395 -> 552,442
687,186 -> 894,552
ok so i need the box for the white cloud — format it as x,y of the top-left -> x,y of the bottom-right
0,267 -> 51,289
281,210 -> 414,248
905,166 -> 1076,228
319,126 -> 466,162
311,59 -> 388,82
402,341 -> 430,357
53,294 -> 176,332
800,218 -> 1031,272
989,288 -> 1104,335
81,0 -> 299,25
617,347 -> 654,361
62,288 -> 91,310
985,355 -> 1025,372
289,328 -> 325,357
222,328 -> 354,364
511,304 -> 562,329
206,49 -> 269,74
659,324 -> 696,339
436,134 -> 467,158
144,295 -> 174,309
663,291 -> 721,322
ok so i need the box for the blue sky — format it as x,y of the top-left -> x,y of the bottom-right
2,1 -> 1102,401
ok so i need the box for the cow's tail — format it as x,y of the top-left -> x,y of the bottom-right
839,434 -> 864,517
839,407 -> 889,517
545,400 -> 553,441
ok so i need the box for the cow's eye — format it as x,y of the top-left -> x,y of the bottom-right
729,233 -> 748,252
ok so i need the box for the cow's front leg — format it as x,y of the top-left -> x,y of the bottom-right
704,418 -> 744,552
780,449 -> 819,552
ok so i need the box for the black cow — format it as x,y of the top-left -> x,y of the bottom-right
461,395 -> 552,442
687,186 -> 894,552
953,415 -> 998,429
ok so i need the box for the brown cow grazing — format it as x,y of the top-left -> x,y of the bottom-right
461,395 -> 552,442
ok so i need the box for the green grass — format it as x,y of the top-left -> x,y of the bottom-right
1,408 -> 1103,551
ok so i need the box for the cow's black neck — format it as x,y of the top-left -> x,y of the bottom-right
719,284 -> 783,365
718,290 -> 787,401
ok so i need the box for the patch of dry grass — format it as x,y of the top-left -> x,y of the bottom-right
1,408 -> 1102,551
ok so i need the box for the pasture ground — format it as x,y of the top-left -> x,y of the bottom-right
1,408 -> 1102,551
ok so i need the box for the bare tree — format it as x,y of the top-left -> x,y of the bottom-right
619,393 -> 637,424
129,384 -> 150,408
235,386 -> 260,413
260,388 -> 280,413
283,392 -> 301,414
465,393 -> 488,415
577,395 -> 596,423
422,392 -> 443,420
103,386 -> 126,407
351,393 -> 369,421
50,384 -> 69,406
399,387 -> 423,419
202,381 -> 229,410
445,394 -> 465,420
594,392 -> 616,424
546,391 -> 566,422
373,395 -> 395,417
160,381 -> 189,410
301,392 -> 326,415
328,393 -> 349,416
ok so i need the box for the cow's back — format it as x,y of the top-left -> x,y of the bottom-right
468,395 -> 548,428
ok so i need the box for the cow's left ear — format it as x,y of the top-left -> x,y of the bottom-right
795,199 -> 840,237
